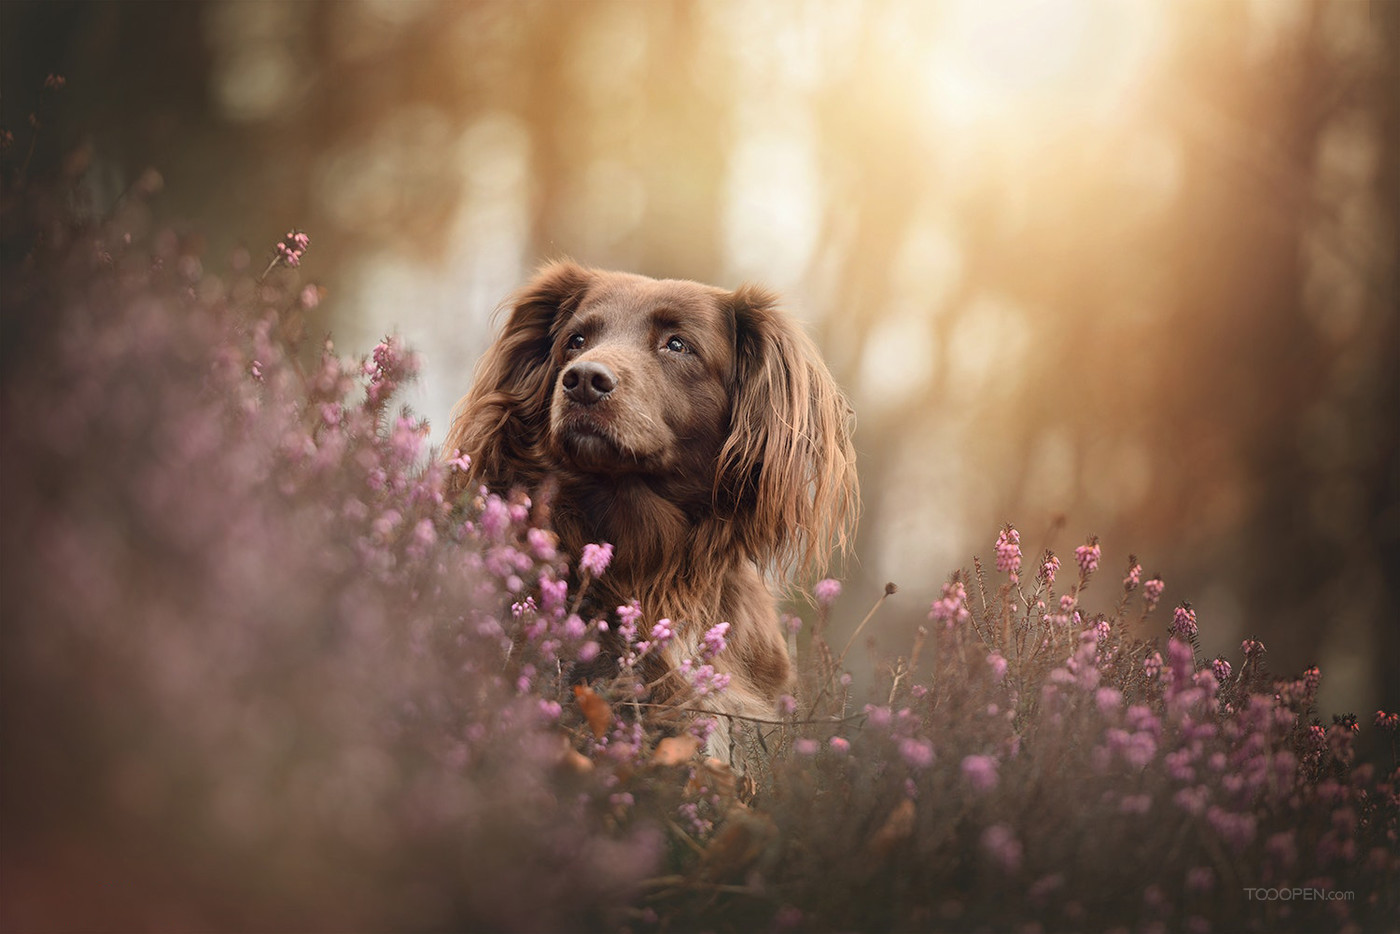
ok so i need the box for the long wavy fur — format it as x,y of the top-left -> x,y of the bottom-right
444,260 -> 858,755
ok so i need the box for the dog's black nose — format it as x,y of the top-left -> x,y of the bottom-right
561,360 -> 617,405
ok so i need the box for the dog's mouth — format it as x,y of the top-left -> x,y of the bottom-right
555,410 -> 635,472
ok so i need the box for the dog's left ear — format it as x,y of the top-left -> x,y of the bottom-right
444,260 -> 594,496
717,286 -> 859,575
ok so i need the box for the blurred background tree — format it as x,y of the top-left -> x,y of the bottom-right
3,0 -> 1395,726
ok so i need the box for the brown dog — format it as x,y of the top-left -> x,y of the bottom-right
445,261 -> 857,759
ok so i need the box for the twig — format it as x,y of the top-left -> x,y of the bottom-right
665,819 -> 706,856
835,582 -> 898,669
805,583 -> 897,718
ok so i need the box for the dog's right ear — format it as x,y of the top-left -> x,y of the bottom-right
444,261 -> 594,495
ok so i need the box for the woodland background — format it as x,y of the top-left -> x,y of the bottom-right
3,0 -> 1396,723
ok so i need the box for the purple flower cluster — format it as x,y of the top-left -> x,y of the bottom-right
0,205 -> 668,930
764,521 -> 1397,934
1172,603 -> 1199,639
813,577 -> 842,607
1075,535 -> 1101,575
275,228 -> 310,267
994,524 -> 1022,583
928,578 -> 972,628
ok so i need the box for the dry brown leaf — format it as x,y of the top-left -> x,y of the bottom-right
699,807 -> 778,882
652,735 -> 700,766
573,684 -> 612,739
552,733 -> 594,773
868,797 -> 916,858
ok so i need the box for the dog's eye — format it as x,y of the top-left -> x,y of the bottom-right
566,333 -> 586,351
664,336 -> 689,354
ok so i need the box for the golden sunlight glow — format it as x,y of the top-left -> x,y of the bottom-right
924,0 -> 1165,127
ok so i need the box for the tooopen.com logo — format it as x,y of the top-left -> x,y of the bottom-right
1243,888 -> 1355,902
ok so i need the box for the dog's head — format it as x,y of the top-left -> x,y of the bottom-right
446,261 -> 858,573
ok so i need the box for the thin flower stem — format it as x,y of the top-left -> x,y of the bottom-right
835,584 -> 895,669
639,702 -> 868,728
802,584 -> 895,719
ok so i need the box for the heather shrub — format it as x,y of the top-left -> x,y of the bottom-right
0,188 -> 659,931
2,163 -> 1395,933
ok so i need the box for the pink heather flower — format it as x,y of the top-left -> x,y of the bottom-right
479,495 -> 510,539
961,754 -> 1000,792
986,652 -> 1009,683
408,517 -> 436,551
1211,657 -> 1232,682
275,229 -> 310,267
1166,637 -> 1196,686
1207,805 -> 1257,853
1123,560 -> 1142,592
1074,537 -> 1100,575
1186,867 -> 1214,894
390,415 -> 426,463
1172,604 -> 1198,639
1095,687 -> 1123,715
649,618 -> 674,646
1143,576 -> 1165,611
899,738 -> 934,770
829,736 -> 850,754
678,801 -> 711,837
778,694 -> 797,716
814,578 -> 842,606
1126,705 -> 1159,734
614,602 -> 642,650
994,525 -> 1022,583
580,542 -> 613,577
1040,551 -> 1060,586
1122,732 -> 1158,770
1303,665 -> 1321,696
1241,638 -> 1265,657
783,613 -> 802,636
929,579 -> 971,628
446,448 -> 472,473
981,824 -> 1023,873
577,641 -> 600,662
538,577 -> 567,614
701,621 -> 730,660
299,284 -> 321,309
681,661 -> 730,697
526,528 -> 557,561
865,705 -> 892,728
794,738 -> 819,756
1143,651 -> 1163,680
1174,786 -> 1209,816
1376,710 -> 1400,732
1093,618 -> 1111,643
616,601 -> 642,628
